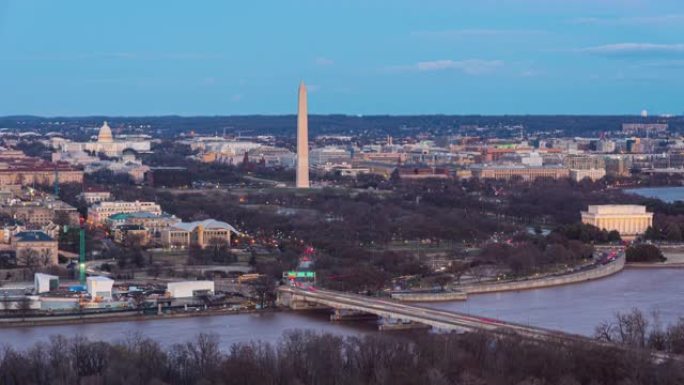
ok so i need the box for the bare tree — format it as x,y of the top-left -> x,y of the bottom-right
595,308 -> 649,348
16,296 -> 33,320
0,293 -> 9,312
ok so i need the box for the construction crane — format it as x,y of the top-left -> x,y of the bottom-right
78,216 -> 86,286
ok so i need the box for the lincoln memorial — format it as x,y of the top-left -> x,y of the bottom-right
580,205 -> 653,237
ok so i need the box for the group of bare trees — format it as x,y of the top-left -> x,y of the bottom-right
16,249 -> 53,270
1,330 -> 682,385
596,308 -> 684,354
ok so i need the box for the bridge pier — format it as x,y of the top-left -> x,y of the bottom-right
330,308 -> 378,321
277,289 -> 331,310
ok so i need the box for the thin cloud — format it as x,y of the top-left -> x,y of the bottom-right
199,77 -> 217,86
570,14 -> 684,26
314,57 -> 334,66
576,43 -> 684,57
411,29 -> 545,39
388,59 -> 504,75
1,52 -> 221,62
633,60 -> 684,69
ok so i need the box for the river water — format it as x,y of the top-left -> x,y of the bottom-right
624,186 -> 684,203
1,268 -> 683,351
425,268 -> 684,335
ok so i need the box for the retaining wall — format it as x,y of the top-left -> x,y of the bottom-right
391,291 -> 467,302
458,257 -> 625,295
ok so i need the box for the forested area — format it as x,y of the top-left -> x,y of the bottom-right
104,184 -> 508,291
1,329 -> 682,385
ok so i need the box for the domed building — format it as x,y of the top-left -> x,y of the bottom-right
97,121 -> 114,143
72,121 -> 152,157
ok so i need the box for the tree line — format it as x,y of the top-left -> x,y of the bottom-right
1,328 -> 682,385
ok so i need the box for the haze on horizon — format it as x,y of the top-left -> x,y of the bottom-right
1,0 -> 683,117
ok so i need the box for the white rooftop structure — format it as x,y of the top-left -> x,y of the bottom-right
585,205 -> 649,215
87,276 -> 114,299
172,219 -> 239,234
167,281 -> 215,298
34,273 -> 59,294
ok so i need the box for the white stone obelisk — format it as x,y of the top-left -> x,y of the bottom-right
296,82 -> 310,188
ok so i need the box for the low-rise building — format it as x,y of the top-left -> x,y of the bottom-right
78,188 -> 112,204
34,273 -> 59,294
0,150 -> 83,187
470,165 -> 569,181
605,156 -> 633,177
13,230 -> 58,266
397,167 -> 449,179
167,280 -> 215,298
563,155 -> 606,170
88,200 -> 162,224
622,123 -> 668,136
569,168 -> 606,182
113,224 -> 149,246
160,219 -> 237,249
106,212 -> 178,231
87,276 -> 114,300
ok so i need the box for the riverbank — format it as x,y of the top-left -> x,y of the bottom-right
456,257 -> 625,295
0,307 -> 273,328
628,250 -> 684,269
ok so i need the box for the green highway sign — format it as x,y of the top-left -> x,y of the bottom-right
285,271 -> 316,279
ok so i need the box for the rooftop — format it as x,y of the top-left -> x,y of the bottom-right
116,224 -> 146,231
15,231 -> 54,242
172,219 -> 238,233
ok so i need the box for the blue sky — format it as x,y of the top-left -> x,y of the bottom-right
1,0 -> 684,116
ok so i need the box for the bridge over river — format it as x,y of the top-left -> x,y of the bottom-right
277,286 -> 592,344
278,286 -> 682,363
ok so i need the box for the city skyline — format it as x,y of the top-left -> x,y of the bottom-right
0,0 -> 684,116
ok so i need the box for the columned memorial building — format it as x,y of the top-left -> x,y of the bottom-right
581,205 -> 653,237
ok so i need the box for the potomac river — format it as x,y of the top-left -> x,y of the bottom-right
625,186 -> 684,203
1,268 -> 683,351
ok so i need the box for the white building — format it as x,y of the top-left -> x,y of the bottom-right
87,276 -> 114,299
51,121 -> 152,158
167,281 -> 215,298
520,152 -> 543,167
581,205 -> 653,237
160,219 -> 238,249
78,190 -> 112,205
310,147 -> 352,166
88,200 -> 162,224
570,168 -> 607,182
34,273 -> 59,294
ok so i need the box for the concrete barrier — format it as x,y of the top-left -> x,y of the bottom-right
391,291 -> 467,302
457,257 -> 625,295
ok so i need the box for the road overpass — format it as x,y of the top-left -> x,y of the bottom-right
278,286 -> 593,343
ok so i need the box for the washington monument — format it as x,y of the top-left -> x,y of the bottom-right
296,81 -> 310,188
